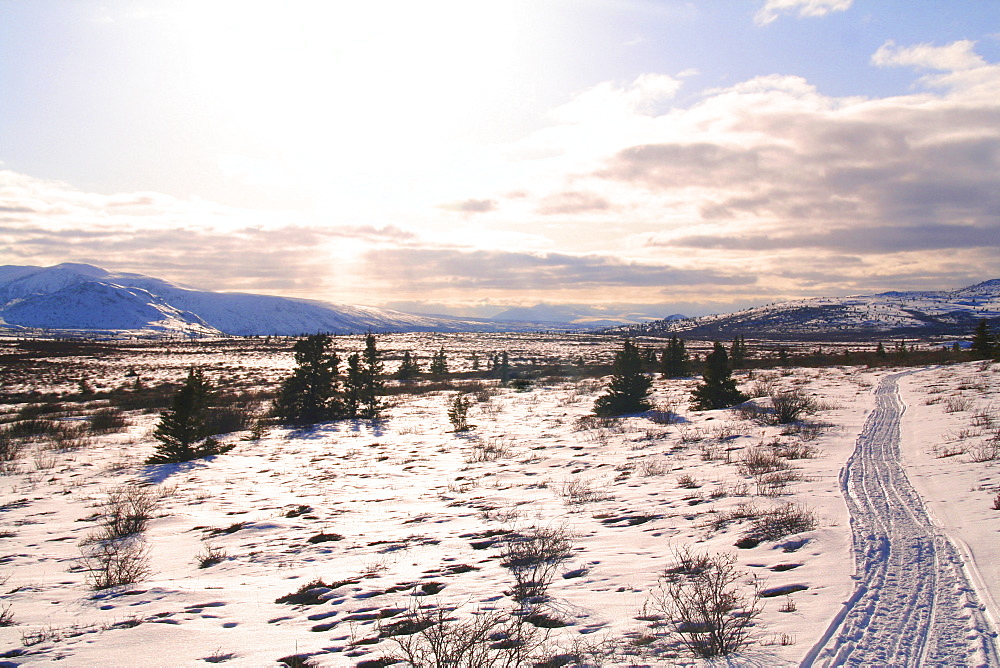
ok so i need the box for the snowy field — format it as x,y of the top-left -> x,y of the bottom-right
0,335 -> 997,666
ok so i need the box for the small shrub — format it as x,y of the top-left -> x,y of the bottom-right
275,579 -> 342,605
94,484 -> 160,540
89,408 -> 129,434
467,436 -> 514,463
650,550 -> 762,658
770,441 -> 818,460
676,474 -> 700,489
944,395 -> 973,413
80,536 -> 151,590
738,448 -> 789,477
6,418 -> 59,439
754,469 -> 803,496
992,493 -> 1000,511
745,503 -> 816,542
649,403 -> 678,425
204,404 -> 255,436
558,477 -> 613,505
0,603 -> 13,627
196,544 -> 229,568
500,525 -> 574,602
748,375 -> 778,398
0,430 -> 24,464
770,389 -> 816,425
968,442 -> 1000,463
379,602 -> 547,667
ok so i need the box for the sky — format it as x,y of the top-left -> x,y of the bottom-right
1,0 -> 999,318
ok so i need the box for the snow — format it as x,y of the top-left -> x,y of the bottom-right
0,336 -> 998,666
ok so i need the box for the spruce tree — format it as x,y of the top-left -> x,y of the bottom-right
730,336 -> 748,367
359,333 -> 384,419
971,320 -> 995,359
429,348 -> 448,376
495,351 -> 511,385
343,352 -> 363,418
661,334 -> 691,378
148,368 -> 228,464
594,339 -> 653,416
396,351 -> 420,380
273,334 -> 344,425
691,341 -> 748,410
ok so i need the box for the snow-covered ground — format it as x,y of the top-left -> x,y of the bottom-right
0,336 -> 997,666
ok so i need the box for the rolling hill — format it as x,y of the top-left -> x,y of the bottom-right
617,279 -> 1000,341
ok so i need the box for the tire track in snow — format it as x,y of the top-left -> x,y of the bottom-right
802,372 -> 999,667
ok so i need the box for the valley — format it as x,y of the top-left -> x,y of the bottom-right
0,334 -> 998,665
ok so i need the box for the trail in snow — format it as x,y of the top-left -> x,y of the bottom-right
803,372 -> 1000,667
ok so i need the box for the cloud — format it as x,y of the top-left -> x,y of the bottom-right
537,191 -> 611,215
872,39 -> 987,72
442,198 -> 498,214
754,0 -> 852,26
659,223 -> 1000,254
363,248 -> 750,292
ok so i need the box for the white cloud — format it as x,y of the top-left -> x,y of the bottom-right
754,0 -> 853,26
872,39 -> 987,72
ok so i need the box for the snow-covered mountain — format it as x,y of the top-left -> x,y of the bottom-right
0,263 -> 509,337
620,279 -> 1000,340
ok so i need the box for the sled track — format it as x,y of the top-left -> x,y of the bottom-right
803,372 -> 999,667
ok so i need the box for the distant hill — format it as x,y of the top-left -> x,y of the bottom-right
614,279 -> 1000,341
491,303 -> 685,328
0,263 -> 526,337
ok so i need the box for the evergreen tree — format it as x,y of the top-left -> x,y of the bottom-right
273,334 -> 344,425
730,336 -> 748,367
691,342 -> 748,411
495,351 -> 511,385
429,348 -> 448,376
148,368 -> 229,464
471,352 -> 480,371
359,333 -> 385,419
875,342 -> 887,358
448,394 -> 473,432
594,339 -> 653,416
971,320 -> 996,359
343,353 -> 363,418
660,334 -> 691,378
396,351 -> 420,380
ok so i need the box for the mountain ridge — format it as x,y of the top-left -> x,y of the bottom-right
0,264 -> 531,336
615,279 -> 1000,341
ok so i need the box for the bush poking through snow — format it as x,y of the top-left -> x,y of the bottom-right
94,484 -> 160,540
378,602 -> 548,667
650,550 -> 762,658
89,407 -> 129,434
500,525 -> 574,603
79,535 -> 151,590
769,389 -> 817,425
196,544 -> 229,569
745,503 -> 817,543
0,430 -> 23,466
738,448 -> 790,477
0,603 -> 14,627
